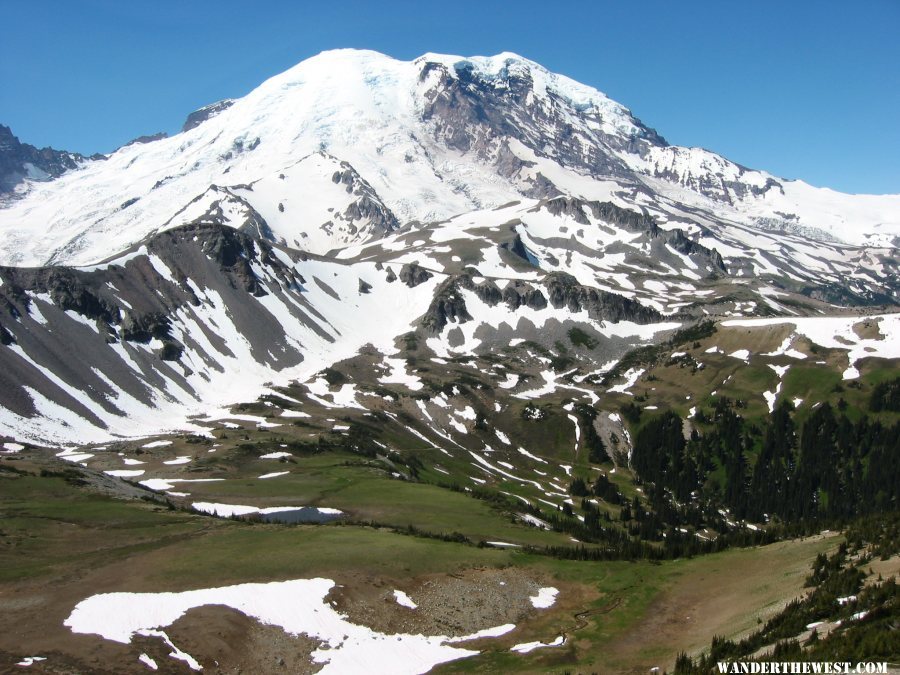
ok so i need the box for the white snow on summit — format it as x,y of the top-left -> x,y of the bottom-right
0,49 -> 896,267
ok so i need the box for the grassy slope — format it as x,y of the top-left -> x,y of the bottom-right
0,465 -> 837,674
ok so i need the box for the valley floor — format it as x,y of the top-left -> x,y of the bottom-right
0,453 -> 837,674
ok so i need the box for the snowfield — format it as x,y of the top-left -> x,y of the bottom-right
722,314 -> 900,378
65,578 -> 521,674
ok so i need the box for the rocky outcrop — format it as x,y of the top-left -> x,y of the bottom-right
664,229 -> 727,274
0,124 -> 99,195
502,281 -> 547,310
120,132 -> 168,149
421,277 -> 473,333
420,268 -> 655,334
181,100 -> 235,132
537,198 -> 728,275
119,311 -> 172,343
398,263 -> 433,288
543,272 -> 661,323
331,160 -> 400,236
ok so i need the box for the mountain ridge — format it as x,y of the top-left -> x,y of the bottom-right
0,49 -> 898,269
0,48 -> 897,445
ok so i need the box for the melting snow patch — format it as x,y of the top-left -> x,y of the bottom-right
607,368 -> 643,395
192,502 -> 343,518
529,587 -> 559,609
498,373 -> 519,389
768,364 -> 790,378
163,456 -> 192,466
139,478 -> 224,491
259,452 -> 292,459
449,419 -> 467,434
486,541 -> 521,548
449,624 -> 516,641
378,357 -> 424,391
104,469 -> 145,478
728,349 -> 750,362
258,471 -> 289,479
511,635 -> 565,653
724,315 -> 900,379
519,514 -> 551,530
64,579 -> 515,674
393,590 -> 418,609
457,406 -> 477,421
138,653 -> 158,670
137,629 -> 200,670
280,410 -> 311,418
3,442 -> 24,452
15,657 -> 47,667
517,447 -> 547,464
142,440 -> 173,449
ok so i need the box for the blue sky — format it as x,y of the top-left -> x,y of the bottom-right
1,0 -> 898,194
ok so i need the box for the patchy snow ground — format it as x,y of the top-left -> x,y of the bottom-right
607,367 -> 644,395
723,314 -> 900,379
64,578 -> 517,674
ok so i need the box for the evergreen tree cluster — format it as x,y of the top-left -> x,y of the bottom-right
630,398 -> 899,528
870,375 -> 900,412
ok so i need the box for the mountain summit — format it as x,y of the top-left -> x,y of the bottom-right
0,49 -> 898,268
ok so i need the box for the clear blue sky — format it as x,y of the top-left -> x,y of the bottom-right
1,0 -> 898,194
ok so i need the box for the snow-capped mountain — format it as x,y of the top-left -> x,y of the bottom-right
0,49 -> 897,445
1,49 -> 898,268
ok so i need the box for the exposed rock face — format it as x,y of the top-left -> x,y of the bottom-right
0,222 -> 317,437
331,160 -> 400,237
420,268 -> 658,334
543,272 -> 660,323
502,281 -> 547,310
414,55 -> 795,207
421,277 -> 474,333
399,263 -> 433,288
0,124 -> 97,195
537,198 -> 728,275
647,151 -> 783,203
151,223 -> 282,297
181,99 -> 236,132
120,132 -> 168,148
419,58 -> 665,185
